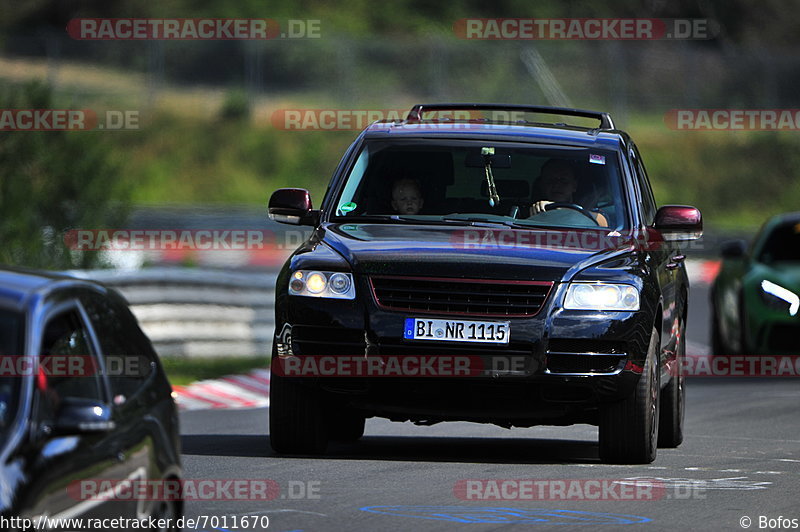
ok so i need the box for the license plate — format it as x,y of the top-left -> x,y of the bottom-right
404,318 -> 510,344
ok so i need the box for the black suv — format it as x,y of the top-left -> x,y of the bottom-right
267,104 -> 702,464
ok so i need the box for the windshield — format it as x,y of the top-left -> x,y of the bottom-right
758,221 -> 800,263
331,140 -> 628,230
0,309 -> 24,444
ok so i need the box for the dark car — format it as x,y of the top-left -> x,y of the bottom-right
0,268 -> 182,527
267,104 -> 702,464
711,212 -> 800,356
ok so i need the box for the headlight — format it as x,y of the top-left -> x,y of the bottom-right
289,270 -> 356,299
760,280 -> 799,316
564,282 -> 640,311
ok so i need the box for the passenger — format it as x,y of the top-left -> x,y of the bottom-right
530,159 -> 608,226
391,178 -> 424,215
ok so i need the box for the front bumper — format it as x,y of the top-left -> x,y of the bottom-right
274,278 -> 654,426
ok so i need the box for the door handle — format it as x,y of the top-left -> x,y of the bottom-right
666,254 -> 685,270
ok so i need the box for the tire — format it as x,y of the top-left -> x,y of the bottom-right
737,295 -> 750,355
710,297 -> 729,357
150,494 -> 180,532
269,355 -> 328,455
658,318 -> 685,448
328,410 -> 366,442
599,327 -> 660,464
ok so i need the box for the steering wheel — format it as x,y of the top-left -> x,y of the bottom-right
544,202 -> 600,225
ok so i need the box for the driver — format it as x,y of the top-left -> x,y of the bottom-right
530,159 -> 608,227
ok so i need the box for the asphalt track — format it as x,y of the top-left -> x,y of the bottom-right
179,284 -> 800,531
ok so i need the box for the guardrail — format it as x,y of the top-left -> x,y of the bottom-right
69,268 -> 278,359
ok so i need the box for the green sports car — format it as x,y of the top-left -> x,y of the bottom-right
711,212 -> 800,356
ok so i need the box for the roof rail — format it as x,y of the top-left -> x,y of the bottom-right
406,103 -> 615,130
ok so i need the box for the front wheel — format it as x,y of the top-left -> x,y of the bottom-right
150,497 -> 180,532
269,355 -> 328,454
710,295 -> 729,357
659,319 -> 685,448
599,327 -> 660,464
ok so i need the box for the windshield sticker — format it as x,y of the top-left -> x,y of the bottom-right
589,154 -> 606,165
340,202 -> 357,213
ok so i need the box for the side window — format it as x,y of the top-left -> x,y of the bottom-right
81,291 -> 154,400
631,146 -> 657,225
37,309 -> 105,423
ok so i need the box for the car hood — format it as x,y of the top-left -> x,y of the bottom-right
320,223 -> 640,282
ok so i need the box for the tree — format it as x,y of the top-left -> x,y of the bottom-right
0,82 -> 130,269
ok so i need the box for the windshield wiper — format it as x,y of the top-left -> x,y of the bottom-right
441,216 -> 517,227
441,216 -> 555,230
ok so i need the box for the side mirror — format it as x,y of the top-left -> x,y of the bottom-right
53,398 -> 115,435
654,205 -> 703,241
268,188 -> 320,226
720,239 -> 748,259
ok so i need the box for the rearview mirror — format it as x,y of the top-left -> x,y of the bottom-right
268,188 -> 320,226
654,205 -> 703,241
53,398 -> 115,435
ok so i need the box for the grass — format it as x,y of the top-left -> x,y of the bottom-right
161,356 -> 268,386
112,108 -> 800,232
5,61 -> 798,233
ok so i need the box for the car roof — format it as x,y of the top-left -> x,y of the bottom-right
364,122 -> 626,148
361,103 -> 629,149
0,267 -> 106,309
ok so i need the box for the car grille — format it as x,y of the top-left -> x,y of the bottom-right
291,325 -> 365,356
548,339 -> 627,355
369,276 -> 553,317
546,354 -> 625,374
546,339 -> 628,374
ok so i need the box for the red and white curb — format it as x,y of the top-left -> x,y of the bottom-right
172,369 -> 270,411
685,259 -> 720,286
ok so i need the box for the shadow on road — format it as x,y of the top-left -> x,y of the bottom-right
182,433 -> 601,464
